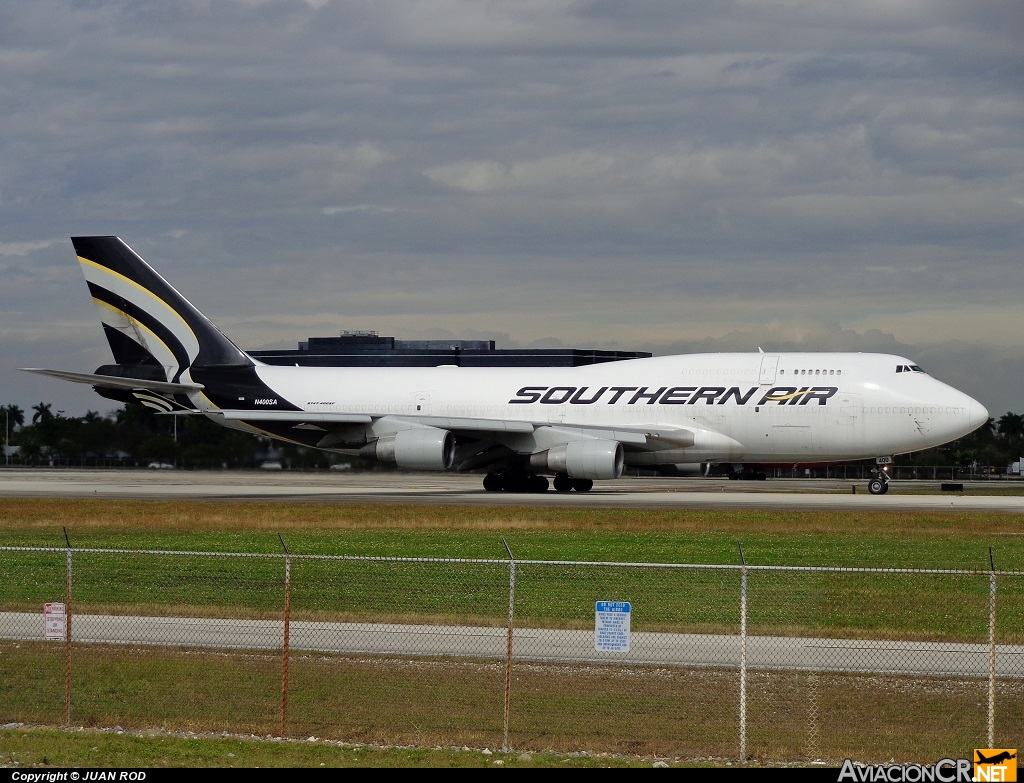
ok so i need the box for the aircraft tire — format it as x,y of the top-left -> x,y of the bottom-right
504,474 -> 529,493
528,474 -> 550,493
483,473 -> 502,492
553,474 -> 573,492
572,478 -> 594,492
868,478 -> 886,495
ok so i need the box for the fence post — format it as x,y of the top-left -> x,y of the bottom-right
63,527 -> 72,726
280,534 -> 292,738
502,537 -> 516,753
738,542 -> 747,763
987,548 -> 996,748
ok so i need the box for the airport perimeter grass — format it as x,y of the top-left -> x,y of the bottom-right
2,497 -> 1023,767
2,497 -> 1022,637
0,725 -> 690,768
2,498 -> 1023,646
2,496 -> 1023,565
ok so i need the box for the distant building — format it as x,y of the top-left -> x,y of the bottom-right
249,331 -> 650,368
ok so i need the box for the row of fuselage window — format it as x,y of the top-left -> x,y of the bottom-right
866,406 -> 964,415
779,368 -> 841,376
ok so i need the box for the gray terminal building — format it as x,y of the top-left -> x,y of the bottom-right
248,331 -> 650,368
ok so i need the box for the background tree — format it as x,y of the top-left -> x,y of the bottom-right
2,404 -> 25,448
31,402 -> 53,425
997,412 -> 1024,457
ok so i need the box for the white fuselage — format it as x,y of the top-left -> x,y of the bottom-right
242,352 -> 987,465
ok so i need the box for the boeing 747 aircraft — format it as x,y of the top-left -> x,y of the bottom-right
23,237 -> 989,494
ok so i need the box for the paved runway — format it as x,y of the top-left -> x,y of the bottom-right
1,468 -> 1023,511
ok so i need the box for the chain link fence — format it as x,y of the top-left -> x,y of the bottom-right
1,543 -> 1021,763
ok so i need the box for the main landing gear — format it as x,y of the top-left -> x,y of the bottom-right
867,468 -> 890,495
482,472 -> 593,493
483,471 -> 548,493
552,474 -> 593,493
728,470 -> 767,481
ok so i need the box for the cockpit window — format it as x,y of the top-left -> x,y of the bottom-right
895,364 -> 926,373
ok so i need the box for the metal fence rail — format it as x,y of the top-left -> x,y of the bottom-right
1,543 -> 1021,763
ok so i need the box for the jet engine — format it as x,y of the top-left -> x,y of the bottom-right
360,428 -> 455,471
529,439 -> 624,480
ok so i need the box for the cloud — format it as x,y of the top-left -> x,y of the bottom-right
0,0 -> 1020,419
322,204 -> 396,215
0,239 -> 65,257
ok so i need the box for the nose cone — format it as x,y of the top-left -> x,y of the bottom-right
923,382 -> 990,445
968,398 -> 990,434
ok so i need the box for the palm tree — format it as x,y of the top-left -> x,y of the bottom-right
3,404 -> 24,453
3,404 -> 25,430
997,412 -> 1024,451
31,402 -> 53,425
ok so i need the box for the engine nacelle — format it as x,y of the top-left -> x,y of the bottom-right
360,428 -> 455,471
529,439 -> 624,480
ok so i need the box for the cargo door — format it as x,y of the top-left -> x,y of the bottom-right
759,355 -> 780,385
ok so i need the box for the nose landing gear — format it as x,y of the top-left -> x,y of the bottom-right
868,468 -> 890,495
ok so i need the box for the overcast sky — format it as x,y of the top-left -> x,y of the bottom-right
2,0 -> 1022,422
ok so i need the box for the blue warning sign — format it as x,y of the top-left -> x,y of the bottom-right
595,601 -> 631,653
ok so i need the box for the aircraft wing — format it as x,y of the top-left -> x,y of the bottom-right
213,410 -> 375,425
210,410 -> 696,448
20,368 -> 204,395
18,373 -> 712,457
212,411 -> 537,431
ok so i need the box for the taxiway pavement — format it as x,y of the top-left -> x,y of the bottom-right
3,611 -> 1019,678
1,468 -> 1022,511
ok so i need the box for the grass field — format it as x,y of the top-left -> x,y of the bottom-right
1,496 -> 1022,767
2,496 -> 1022,564
0,724 -> 689,768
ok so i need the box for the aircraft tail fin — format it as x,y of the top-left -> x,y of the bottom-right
71,236 -> 254,385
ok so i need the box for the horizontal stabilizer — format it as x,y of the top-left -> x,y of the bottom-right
19,368 -> 204,394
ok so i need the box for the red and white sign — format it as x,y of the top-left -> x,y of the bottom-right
44,602 -> 66,639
